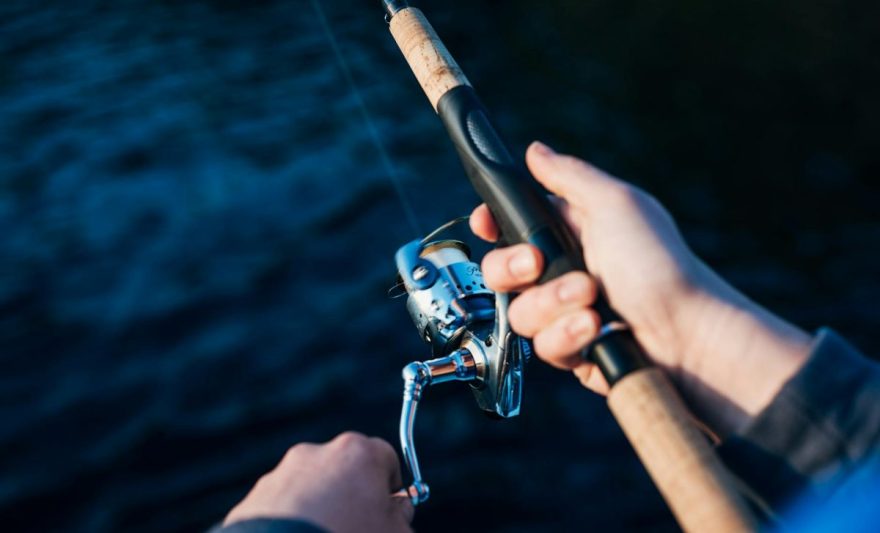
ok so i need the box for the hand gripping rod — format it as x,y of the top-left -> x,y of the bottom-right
381,2 -> 758,531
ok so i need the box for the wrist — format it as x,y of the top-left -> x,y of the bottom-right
673,261 -> 812,437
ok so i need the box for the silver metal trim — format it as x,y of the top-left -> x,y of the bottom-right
398,348 -> 484,506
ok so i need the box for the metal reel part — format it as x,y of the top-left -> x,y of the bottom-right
395,239 -> 494,355
393,226 -> 531,505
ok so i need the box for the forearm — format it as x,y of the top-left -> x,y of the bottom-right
676,261 -> 812,437
674,264 -> 880,510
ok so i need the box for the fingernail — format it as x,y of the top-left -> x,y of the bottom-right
509,250 -> 536,280
557,276 -> 586,303
566,313 -> 594,338
532,141 -> 556,156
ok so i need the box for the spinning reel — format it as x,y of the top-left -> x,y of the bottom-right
392,218 -> 531,505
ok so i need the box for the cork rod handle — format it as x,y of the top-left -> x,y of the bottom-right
608,368 -> 757,532
389,8 -> 470,110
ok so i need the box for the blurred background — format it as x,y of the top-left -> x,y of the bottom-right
1,0 -> 879,531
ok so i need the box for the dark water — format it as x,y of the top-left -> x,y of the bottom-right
1,1 -> 879,531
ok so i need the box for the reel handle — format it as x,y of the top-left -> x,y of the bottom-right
385,4 -> 758,531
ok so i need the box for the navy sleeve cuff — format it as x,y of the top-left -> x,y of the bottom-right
718,328 -> 880,510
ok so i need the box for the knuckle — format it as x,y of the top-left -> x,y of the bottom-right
561,317 -> 585,345
571,309 -> 600,339
605,182 -> 649,212
537,311 -> 596,358
569,271 -> 594,295
605,182 -> 636,207
541,279 -> 565,309
334,431 -> 369,451
282,443 -> 308,462
367,438 -> 400,471
249,473 -> 274,495
254,472 -> 271,488
282,447 -> 297,464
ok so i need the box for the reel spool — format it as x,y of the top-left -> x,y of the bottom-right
396,239 -> 493,355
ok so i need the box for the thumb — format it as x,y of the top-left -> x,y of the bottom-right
525,141 -> 621,211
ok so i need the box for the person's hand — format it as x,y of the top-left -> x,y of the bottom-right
471,141 -> 812,436
224,432 -> 413,532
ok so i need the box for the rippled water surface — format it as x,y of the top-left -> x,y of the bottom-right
2,1 -> 878,531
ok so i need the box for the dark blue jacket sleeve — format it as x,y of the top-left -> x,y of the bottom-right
718,328 -> 880,513
210,518 -> 326,533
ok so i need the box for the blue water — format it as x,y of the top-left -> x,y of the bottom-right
2,1 -> 878,531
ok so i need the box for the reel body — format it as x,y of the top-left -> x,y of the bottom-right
393,224 -> 530,504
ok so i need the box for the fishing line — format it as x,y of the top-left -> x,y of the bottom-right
309,0 -> 422,235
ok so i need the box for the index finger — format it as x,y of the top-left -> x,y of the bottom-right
481,243 -> 544,292
469,203 -> 498,243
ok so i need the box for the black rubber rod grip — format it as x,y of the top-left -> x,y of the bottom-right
436,86 -> 648,385
437,86 -> 583,283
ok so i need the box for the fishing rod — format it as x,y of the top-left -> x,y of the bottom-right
380,1 -> 758,531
